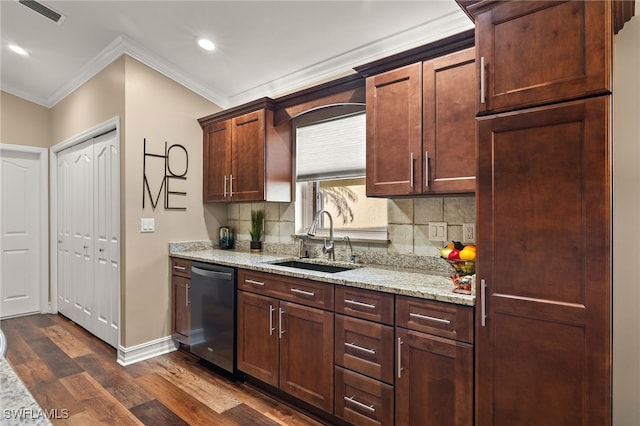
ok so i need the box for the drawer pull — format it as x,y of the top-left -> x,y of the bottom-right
344,299 -> 376,310
173,265 -> 187,271
290,288 -> 315,297
344,342 -> 376,355
245,279 -> 265,286
410,312 -> 451,325
344,396 -> 375,413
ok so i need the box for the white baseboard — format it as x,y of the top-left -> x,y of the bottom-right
117,336 -> 178,366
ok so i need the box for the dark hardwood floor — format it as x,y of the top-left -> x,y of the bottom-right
1,314 -> 324,425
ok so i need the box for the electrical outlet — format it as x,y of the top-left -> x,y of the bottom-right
463,223 -> 475,244
428,222 -> 448,242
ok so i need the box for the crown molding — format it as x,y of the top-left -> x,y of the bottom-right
45,35 -> 228,109
227,10 -> 474,107
1,82 -> 50,107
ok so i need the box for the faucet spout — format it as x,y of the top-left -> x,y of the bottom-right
307,209 -> 335,261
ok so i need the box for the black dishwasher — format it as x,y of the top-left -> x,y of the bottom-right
190,262 -> 237,375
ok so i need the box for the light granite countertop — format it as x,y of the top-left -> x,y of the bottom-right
0,356 -> 52,425
169,245 -> 475,307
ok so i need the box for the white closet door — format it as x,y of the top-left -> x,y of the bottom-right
58,139 -> 94,327
92,131 -> 119,346
0,150 -> 41,318
57,145 -> 76,322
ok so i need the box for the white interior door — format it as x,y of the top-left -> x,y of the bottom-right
0,149 -> 43,318
56,130 -> 118,348
92,131 -> 119,346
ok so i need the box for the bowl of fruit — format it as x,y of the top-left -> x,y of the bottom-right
440,241 -> 476,275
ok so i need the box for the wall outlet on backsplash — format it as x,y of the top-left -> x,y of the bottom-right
463,223 -> 475,244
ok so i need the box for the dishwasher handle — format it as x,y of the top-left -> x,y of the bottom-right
191,266 -> 233,281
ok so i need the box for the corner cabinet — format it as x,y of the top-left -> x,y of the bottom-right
365,48 -> 476,197
199,98 -> 292,203
171,257 -> 191,345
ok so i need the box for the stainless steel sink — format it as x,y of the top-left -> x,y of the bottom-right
271,260 -> 355,273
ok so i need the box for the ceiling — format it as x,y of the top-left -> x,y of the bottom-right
1,1 -> 473,109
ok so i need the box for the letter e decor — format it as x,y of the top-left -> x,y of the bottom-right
143,138 -> 188,210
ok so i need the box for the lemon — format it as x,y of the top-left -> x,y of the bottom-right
459,248 -> 476,261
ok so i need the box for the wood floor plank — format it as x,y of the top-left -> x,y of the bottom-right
137,372 -> 239,426
2,326 -> 41,365
28,380 -> 87,418
42,324 -> 93,359
13,359 -> 58,388
148,352 -> 243,413
29,336 -> 83,379
130,399 -> 189,426
105,380 -> 155,410
73,352 -> 134,389
223,403 -> 283,426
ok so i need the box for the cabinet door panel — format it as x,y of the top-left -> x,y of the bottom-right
475,0 -> 611,113
279,301 -> 334,412
203,121 -> 231,202
476,97 -> 610,425
366,63 -> 422,196
423,48 -> 476,193
172,275 -> 190,345
335,366 -> 394,426
231,110 -> 265,201
395,328 -> 473,426
237,291 -> 279,386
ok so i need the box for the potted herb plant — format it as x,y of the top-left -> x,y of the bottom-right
249,209 -> 264,253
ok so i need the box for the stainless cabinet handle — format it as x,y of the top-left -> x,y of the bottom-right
269,304 -> 275,336
290,288 -> 315,297
409,152 -> 415,188
245,279 -> 264,286
397,337 -> 403,378
424,151 -> 430,189
223,175 -> 228,197
343,396 -> 375,413
481,279 -> 487,327
344,299 -> 376,310
173,265 -> 186,271
344,342 -> 376,355
480,56 -> 486,104
409,312 -> 451,325
186,284 -> 190,307
278,307 -> 285,338
229,174 -> 234,196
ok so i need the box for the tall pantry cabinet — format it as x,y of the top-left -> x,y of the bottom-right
457,1 -> 615,424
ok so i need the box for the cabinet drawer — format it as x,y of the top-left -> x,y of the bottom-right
171,257 -> 191,278
335,315 -> 394,384
335,287 -> 394,325
238,269 -> 333,310
335,366 -> 394,426
396,296 -> 473,344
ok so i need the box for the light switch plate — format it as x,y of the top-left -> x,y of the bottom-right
141,218 -> 155,233
428,222 -> 447,242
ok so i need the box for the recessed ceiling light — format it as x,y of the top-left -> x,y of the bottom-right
9,44 -> 29,56
197,38 -> 215,51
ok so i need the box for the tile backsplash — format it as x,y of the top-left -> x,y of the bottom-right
226,195 -> 475,265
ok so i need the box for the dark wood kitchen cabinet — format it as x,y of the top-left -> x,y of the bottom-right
395,296 -> 474,426
237,269 -> 334,413
171,257 -> 191,345
460,0 -> 612,115
475,97 -> 611,425
199,98 -> 292,203
334,287 -> 395,426
366,48 -> 476,197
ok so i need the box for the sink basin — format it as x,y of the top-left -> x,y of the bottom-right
272,260 -> 355,273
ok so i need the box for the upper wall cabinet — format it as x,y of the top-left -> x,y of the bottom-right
199,98 -> 292,203
459,0 -> 612,115
365,48 -> 476,197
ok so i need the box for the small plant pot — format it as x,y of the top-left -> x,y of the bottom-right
250,241 -> 262,253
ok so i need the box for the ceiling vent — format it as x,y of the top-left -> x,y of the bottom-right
18,0 -> 65,24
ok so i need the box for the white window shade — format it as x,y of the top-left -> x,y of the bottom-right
296,112 -> 365,182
